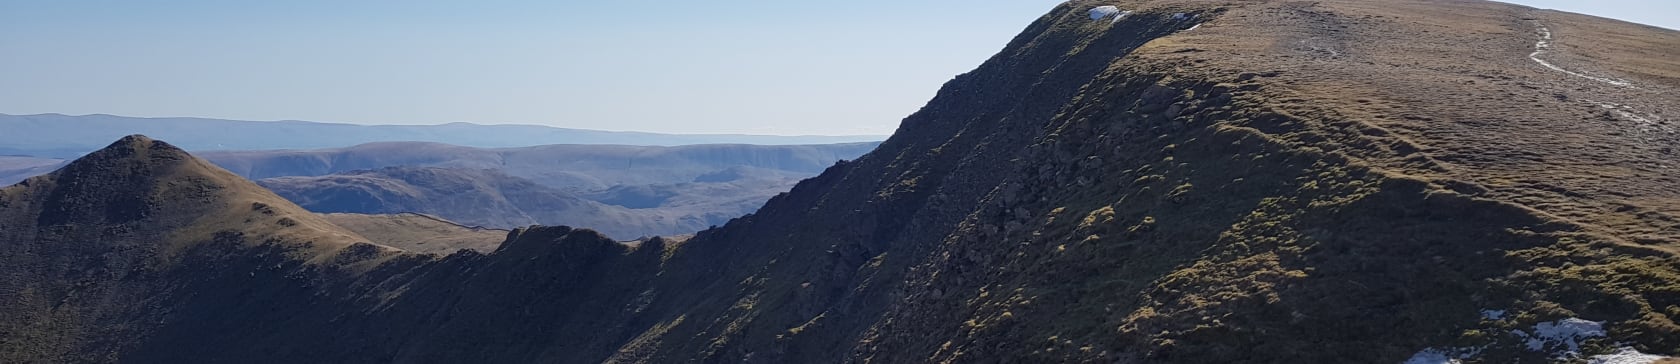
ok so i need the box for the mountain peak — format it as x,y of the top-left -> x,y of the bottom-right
0,135 -> 404,362
103,134 -> 184,155
112,133 -> 157,145
6,134 -> 379,255
76,133 -> 187,168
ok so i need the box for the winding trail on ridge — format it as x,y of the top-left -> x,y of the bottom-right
1529,23 -> 1634,88
1528,22 -> 1668,134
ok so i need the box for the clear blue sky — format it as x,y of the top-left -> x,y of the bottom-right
0,1 -> 1674,136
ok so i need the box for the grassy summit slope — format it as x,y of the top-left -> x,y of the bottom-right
0,136 -> 400,362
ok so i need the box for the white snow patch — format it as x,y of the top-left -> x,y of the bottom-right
1481,309 -> 1506,320
1616,110 -> 1657,125
1113,10 -> 1133,24
1587,100 -> 1669,133
1417,311 -> 1663,362
1589,347 -> 1671,364
1523,318 -> 1605,355
1184,23 -> 1202,31
1403,349 -> 1463,364
1299,39 -> 1341,58
1530,25 -> 1633,87
1089,6 -> 1120,21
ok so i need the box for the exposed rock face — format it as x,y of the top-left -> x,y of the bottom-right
3,1 -> 1679,363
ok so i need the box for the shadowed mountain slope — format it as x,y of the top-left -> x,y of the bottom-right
2,1 -> 1679,362
0,136 -> 398,362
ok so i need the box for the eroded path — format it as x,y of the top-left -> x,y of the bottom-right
1529,22 -> 1669,138
1529,23 -> 1634,87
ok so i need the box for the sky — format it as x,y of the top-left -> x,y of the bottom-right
1,1 -> 1675,136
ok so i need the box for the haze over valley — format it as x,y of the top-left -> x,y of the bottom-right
0,117 -> 878,239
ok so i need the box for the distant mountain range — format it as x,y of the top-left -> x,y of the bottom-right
258,166 -> 732,240
0,112 -> 881,239
206,141 -> 876,238
197,141 -> 879,191
4,1 -> 1680,362
0,156 -> 62,186
0,140 -> 878,239
0,113 -> 885,159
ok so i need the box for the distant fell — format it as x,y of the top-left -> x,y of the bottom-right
258,166 -> 718,239
0,156 -> 65,186
1,134 -> 368,249
0,113 -> 886,158
0,135 -> 391,362
197,141 -> 879,190
201,142 -> 876,238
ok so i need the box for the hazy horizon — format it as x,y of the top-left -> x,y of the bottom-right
0,112 -> 889,137
2,0 -> 1674,136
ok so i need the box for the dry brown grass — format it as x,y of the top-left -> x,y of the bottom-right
320,212 -> 507,254
1131,0 -> 1680,254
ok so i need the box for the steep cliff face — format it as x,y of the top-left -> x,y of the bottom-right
3,0 -> 1679,363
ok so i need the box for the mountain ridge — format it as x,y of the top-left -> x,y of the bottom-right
1,0 -> 1677,362
0,135 -> 405,362
197,140 -> 878,190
